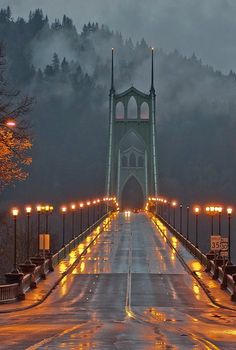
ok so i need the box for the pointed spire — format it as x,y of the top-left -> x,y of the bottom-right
150,47 -> 155,93
110,48 -> 115,93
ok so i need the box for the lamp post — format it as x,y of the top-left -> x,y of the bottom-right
186,206 -> 190,240
163,199 -> 167,220
25,206 -> 32,264
205,206 -> 217,236
93,200 -> 97,224
179,204 -> 183,234
61,206 -> 67,247
172,201 -> 177,228
227,208 -> 232,264
87,201 -> 91,228
44,205 -> 51,234
97,199 -> 101,220
36,205 -> 42,256
79,203 -> 84,233
194,207 -> 200,248
43,205 -> 53,257
71,204 -> 76,240
205,206 -> 219,259
218,206 -> 223,236
168,202 -> 171,223
12,208 -> 19,273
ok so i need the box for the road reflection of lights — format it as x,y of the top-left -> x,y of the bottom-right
171,237 -> 177,248
149,307 -> 167,322
78,243 -> 85,254
191,260 -> 202,272
193,284 -> 200,300
59,261 -> 67,273
61,275 -> 68,296
69,251 -> 76,264
223,329 -> 236,335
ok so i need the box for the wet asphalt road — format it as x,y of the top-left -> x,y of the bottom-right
0,212 -> 236,349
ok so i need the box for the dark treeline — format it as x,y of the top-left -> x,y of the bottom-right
0,6 -> 236,206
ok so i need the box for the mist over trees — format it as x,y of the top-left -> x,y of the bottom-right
0,7 -> 236,206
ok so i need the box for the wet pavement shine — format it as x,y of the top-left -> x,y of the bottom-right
0,212 -> 236,349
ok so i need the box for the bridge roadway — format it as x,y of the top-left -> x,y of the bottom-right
0,212 -> 236,349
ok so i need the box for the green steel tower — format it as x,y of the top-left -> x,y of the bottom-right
106,48 -> 158,208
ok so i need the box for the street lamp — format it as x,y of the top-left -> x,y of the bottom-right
168,202 -> 171,223
172,201 -> 177,228
79,203 -> 84,233
186,206 -> 190,240
25,206 -> 32,264
227,207 -> 233,264
93,200 -> 97,223
218,206 -> 223,236
61,206 -> 67,247
44,205 -> 50,233
97,199 -> 101,219
71,204 -> 76,240
11,208 -> 19,273
205,206 -> 222,236
179,204 -> 183,234
36,205 -> 42,256
87,201 -> 91,228
194,206 -> 200,248
163,199 -> 167,220
6,120 -> 16,127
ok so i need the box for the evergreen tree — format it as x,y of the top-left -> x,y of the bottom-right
44,64 -> 54,77
61,57 -> 69,73
52,53 -> 60,73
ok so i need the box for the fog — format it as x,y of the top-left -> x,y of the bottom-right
2,0 -> 236,73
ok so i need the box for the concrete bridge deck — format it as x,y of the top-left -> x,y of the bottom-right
0,212 -> 236,349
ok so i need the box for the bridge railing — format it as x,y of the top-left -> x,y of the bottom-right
0,198 -> 116,303
148,196 -> 236,302
0,283 -> 19,303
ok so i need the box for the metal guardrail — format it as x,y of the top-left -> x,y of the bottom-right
155,213 -> 236,302
0,212 -> 112,303
0,283 -> 19,302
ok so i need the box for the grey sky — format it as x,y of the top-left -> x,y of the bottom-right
1,0 -> 236,73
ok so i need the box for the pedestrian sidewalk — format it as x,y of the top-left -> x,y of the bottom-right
151,214 -> 236,311
0,216 -> 112,313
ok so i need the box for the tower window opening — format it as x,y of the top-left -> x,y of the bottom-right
140,102 -> 149,119
116,101 -> 124,119
129,152 -> 136,167
127,96 -> 137,119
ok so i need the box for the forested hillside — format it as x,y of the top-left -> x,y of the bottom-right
1,7 -> 236,205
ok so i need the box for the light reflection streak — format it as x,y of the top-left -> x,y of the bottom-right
59,261 -> 67,274
61,275 -> 68,296
193,284 -> 200,300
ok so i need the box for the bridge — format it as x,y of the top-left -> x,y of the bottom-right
0,50 -> 236,349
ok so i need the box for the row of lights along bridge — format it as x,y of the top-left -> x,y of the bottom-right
10,198 -> 118,274
148,197 -> 233,263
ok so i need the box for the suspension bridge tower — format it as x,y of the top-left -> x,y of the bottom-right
106,48 -> 158,209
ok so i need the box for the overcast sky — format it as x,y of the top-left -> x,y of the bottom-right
1,0 -> 236,73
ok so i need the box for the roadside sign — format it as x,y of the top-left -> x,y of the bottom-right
210,235 -> 221,251
220,237 -> 228,257
39,233 -> 50,250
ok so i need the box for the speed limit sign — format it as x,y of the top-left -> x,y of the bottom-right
220,237 -> 228,257
210,235 -> 221,251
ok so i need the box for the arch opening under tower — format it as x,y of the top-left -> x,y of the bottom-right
121,175 -> 144,210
